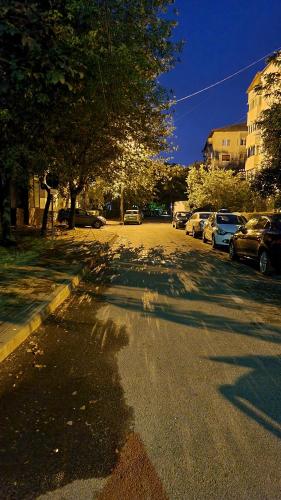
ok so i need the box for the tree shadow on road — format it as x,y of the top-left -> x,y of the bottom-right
209,355 -> 281,439
90,242 -> 281,345
0,239 -> 114,325
0,271 -> 134,499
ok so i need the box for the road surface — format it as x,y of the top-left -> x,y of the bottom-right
0,221 -> 281,499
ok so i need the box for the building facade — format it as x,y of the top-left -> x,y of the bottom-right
245,58 -> 280,178
203,123 -> 248,173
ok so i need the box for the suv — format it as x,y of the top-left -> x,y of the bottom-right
123,209 -> 142,225
203,212 -> 247,248
57,208 -> 106,228
172,211 -> 191,229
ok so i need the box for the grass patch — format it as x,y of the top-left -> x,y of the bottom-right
0,237 -> 54,267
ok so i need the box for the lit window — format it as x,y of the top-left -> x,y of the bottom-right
222,154 -> 230,161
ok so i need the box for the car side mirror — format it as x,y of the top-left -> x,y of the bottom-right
238,225 -> 246,233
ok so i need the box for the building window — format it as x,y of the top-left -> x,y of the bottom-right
240,138 -> 246,145
248,123 -> 258,134
222,154 -> 230,161
222,139 -> 230,146
247,146 -> 256,157
249,99 -> 257,110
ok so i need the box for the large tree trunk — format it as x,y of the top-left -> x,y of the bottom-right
68,192 -> 77,229
120,185 -> 124,223
0,172 -> 12,244
41,187 -> 52,236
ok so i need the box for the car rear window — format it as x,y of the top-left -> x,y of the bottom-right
126,210 -> 139,214
217,214 -> 244,225
177,212 -> 189,218
199,213 -> 210,219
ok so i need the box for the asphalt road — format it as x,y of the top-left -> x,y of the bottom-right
0,221 -> 281,499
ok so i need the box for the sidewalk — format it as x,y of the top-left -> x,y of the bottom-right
0,226 -> 119,363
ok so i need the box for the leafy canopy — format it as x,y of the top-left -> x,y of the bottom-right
251,51 -> 281,199
187,165 -> 255,211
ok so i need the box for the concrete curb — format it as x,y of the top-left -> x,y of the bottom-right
0,234 -> 118,364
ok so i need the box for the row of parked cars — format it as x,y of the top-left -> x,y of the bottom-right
57,208 -> 144,227
173,209 -> 281,275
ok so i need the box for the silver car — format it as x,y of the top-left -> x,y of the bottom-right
203,212 -> 247,248
123,209 -> 142,225
185,212 -> 212,237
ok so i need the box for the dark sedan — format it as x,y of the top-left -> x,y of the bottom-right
172,211 -> 191,229
229,213 -> 281,274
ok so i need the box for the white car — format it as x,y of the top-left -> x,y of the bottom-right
123,209 -> 142,225
185,212 -> 212,237
203,212 -> 247,248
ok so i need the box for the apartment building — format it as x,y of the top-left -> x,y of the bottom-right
245,58 -> 280,178
203,123 -> 248,172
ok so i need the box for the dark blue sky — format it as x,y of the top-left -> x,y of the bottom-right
161,0 -> 281,165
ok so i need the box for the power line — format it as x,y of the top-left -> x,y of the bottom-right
172,46 -> 281,105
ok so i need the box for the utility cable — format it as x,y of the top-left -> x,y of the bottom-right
172,46 -> 281,105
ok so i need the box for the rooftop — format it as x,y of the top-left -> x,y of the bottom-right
202,122 -> 247,152
210,122 -> 248,134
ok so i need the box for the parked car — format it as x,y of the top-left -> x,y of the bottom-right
203,212 -> 247,249
185,212 -> 212,237
172,211 -> 191,229
229,213 -> 281,274
57,208 -> 106,228
123,209 -> 142,225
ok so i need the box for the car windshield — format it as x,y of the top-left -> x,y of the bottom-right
217,214 -> 244,225
199,213 -> 210,219
177,212 -> 189,218
271,215 -> 281,231
126,210 -> 139,214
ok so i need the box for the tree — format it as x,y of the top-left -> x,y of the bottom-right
187,165 -> 256,211
0,0 -> 87,242
251,51 -> 281,202
154,163 -> 189,209
106,138 -> 160,220
1,1 -> 180,240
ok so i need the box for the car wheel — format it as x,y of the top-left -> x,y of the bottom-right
229,241 -> 239,261
92,220 -> 102,229
259,250 -> 272,275
212,235 -> 218,249
202,232 -> 207,243
192,227 -> 197,238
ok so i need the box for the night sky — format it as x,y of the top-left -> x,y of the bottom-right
161,0 -> 281,166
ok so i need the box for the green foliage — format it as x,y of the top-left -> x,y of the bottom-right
106,138 -> 160,208
251,51 -> 281,200
251,162 -> 281,199
187,165 -> 255,211
154,163 -> 188,206
0,0 -> 180,238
